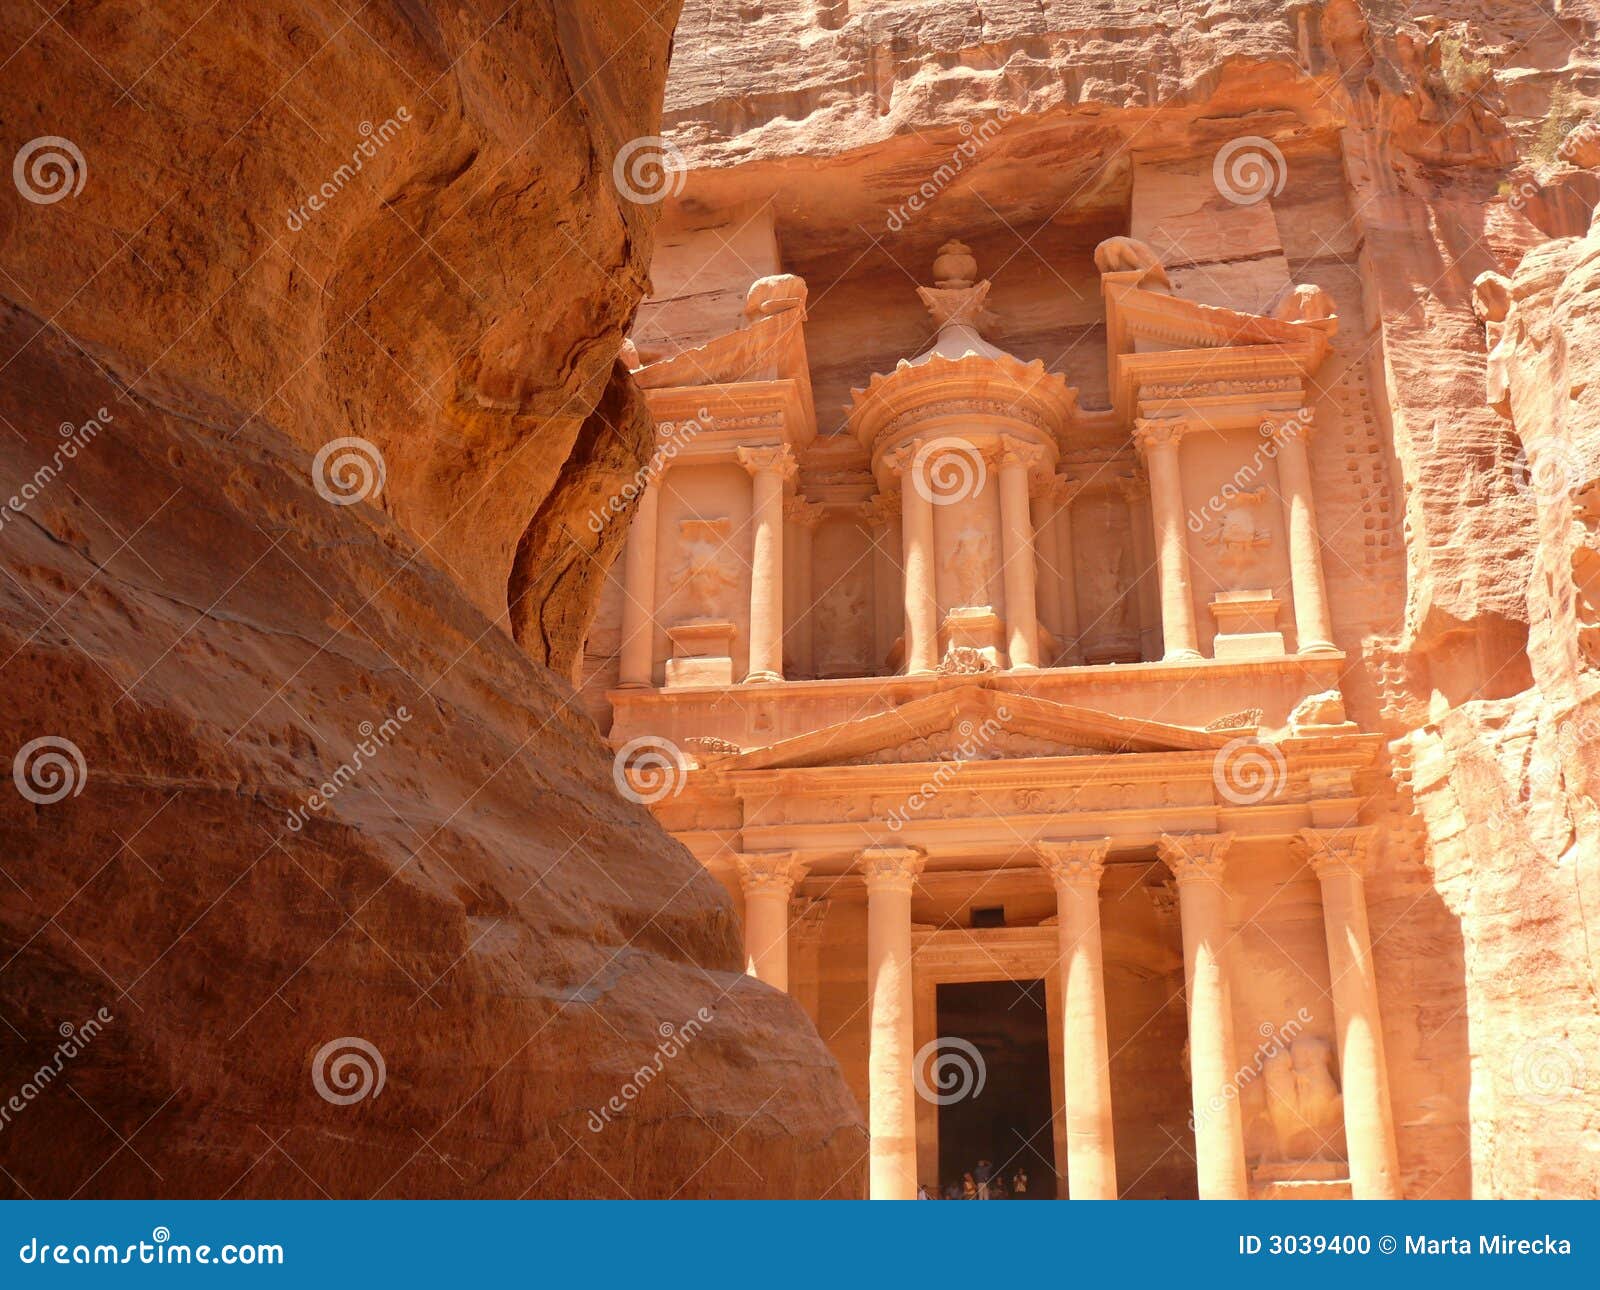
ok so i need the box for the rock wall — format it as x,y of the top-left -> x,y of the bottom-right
0,2 -> 866,1198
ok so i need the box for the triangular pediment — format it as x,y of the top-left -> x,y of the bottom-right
716,682 -> 1230,772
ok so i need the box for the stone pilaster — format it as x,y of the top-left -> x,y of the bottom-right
1266,411 -> 1337,654
736,850 -> 808,992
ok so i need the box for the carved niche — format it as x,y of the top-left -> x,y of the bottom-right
669,518 -> 738,621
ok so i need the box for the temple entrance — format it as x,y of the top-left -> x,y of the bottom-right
934,979 -> 1059,1198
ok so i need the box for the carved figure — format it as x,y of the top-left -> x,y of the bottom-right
949,528 -> 995,606
670,520 -> 738,620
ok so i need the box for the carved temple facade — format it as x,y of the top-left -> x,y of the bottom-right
582,224 -> 1401,1200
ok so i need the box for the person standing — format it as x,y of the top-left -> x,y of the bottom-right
1012,1166 -> 1029,1198
974,1158 -> 993,1200
962,1171 -> 978,1200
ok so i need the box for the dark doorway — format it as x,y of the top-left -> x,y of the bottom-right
933,979 -> 1058,1198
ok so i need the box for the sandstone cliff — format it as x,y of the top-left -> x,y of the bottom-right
0,1 -> 865,1198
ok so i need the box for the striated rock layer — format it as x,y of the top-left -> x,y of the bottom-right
0,2 -> 865,1197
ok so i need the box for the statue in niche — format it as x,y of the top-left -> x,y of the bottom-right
815,577 -> 868,673
670,518 -> 738,621
949,527 -> 995,606
1262,1035 -> 1344,1162
1083,543 -> 1134,633
1205,489 -> 1272,566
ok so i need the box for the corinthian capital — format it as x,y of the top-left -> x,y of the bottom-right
736,443 -> 798,480
1038,838 -> 1110,889
736,851 -> 808,896
859,845 -> 926,893
1157,832 -> 1235,886
1133,418 -> 1191,453
783,496 -> 825,528
1260,407 -> 1316,445
1297,826 -> 1375,879
998,435 -> 1049,473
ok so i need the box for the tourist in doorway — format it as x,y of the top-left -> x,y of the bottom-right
974,1158 -> 993,1199
961,1171 -> 977,1200
1012,1166 -> 1029,1198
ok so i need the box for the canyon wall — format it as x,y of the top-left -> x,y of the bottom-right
640,0 -> 1600,1196
0,2 -> 866,1197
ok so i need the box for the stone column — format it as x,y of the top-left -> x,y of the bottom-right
1301,827 -> 1401,1199
616,483 -> 660,688
1158,832 -> 1248,1199
1269,411 -> 1337,654
737,444 -> 797,684
861,845 -> 926,1200
784,497 -> 823,678
998,437 -> 1045,669
1038,838 -> 1117,1199
864,493 -> 902,674
887,447 -> 939,676
1134,420 -> 1201,661
736,851 -> 807,991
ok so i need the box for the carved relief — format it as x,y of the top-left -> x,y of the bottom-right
815,574 -> 869,675
1204,488 -> 1272,566
938,643 -> 995,676
948,527 -> 996,606
669,518 -> 738,621
1261,1036 -> 1345,1163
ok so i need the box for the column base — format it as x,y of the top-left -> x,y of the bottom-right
1297,640 -> 1340,655
1008,661 -> 1040,672
1162,648 -> 1203,662
614,680 -> 654,690
741,670 -> 784,685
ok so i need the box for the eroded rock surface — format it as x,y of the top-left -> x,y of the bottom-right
0,1 -> 865,1198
